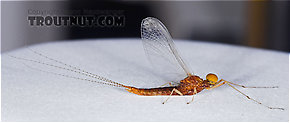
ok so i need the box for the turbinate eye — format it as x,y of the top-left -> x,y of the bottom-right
206,73 -> 218,83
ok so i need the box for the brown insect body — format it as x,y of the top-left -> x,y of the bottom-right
124,75 -> 210,96
10,17 -> 283,110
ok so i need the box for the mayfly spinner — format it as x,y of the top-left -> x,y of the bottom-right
11,17 -> 284,110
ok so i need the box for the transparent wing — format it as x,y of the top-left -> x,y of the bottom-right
141,17 -> 192,83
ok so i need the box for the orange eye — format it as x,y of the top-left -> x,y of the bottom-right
206,73 -> 218,83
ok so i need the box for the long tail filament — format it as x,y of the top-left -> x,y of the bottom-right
9,49 -> 127,88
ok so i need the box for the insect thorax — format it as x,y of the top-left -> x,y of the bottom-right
177,75 -> 209,95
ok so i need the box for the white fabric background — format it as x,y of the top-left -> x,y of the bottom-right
2,39 -> 289,121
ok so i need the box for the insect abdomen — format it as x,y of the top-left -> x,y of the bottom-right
125,86 -> 178,96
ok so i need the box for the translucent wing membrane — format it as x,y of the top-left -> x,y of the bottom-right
141,17 -> 192,83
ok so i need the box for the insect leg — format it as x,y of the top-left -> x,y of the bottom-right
206,80 -> 226,90
221,79 -> 278,88
187,87 -> 197,104
159,82 -> 174,87
226,82 -> 284,110
162,88 -> 183,104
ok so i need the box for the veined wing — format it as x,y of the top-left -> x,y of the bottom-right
141,17 -> 192,83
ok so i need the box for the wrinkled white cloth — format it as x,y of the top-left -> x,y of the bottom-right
1,39 -> 289,121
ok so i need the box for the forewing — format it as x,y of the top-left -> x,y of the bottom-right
141,17 -> 192,83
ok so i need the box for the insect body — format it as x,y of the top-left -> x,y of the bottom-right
10,17 -> 284,110
125,74 -> 209,96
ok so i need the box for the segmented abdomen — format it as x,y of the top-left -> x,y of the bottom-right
125,86 -> 180,96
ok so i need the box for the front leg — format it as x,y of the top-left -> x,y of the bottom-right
206,80 -> 226,90
223,80 -> 278,88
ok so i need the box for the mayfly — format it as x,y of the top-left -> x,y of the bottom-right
10,17 -> 284,110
